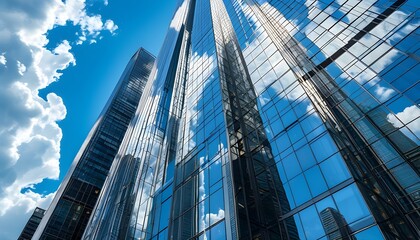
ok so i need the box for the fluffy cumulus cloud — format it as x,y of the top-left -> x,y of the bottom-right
0,0 -> 117,239
207,209 -> 225,225
0,53 -> 6,65
104,19 -> 118,34
387,105 -> 420,137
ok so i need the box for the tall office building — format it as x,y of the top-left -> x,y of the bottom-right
319,207 -> 353,240
18,207 -> 46,240
32,48 -> 155,239
83,0 -> 419,239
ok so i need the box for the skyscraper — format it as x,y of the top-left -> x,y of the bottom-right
18,207 -> 46,240
32,48 -> 155,240
319,207 -> 353,240
83,0 -> 419,239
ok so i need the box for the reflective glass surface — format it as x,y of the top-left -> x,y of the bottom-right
76,0 -> 420,239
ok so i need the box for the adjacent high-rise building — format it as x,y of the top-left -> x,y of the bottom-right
32,48 -> 155,240
79,0 -> 419,239
18,207 -> 46,240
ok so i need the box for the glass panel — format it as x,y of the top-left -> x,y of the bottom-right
210,220 -> 226,239
320,153 -> 351,188
333,185 -> 370,224
209,188 -> 224,226
209,161 -> 222,186
305,166 -> 328,197
310,134 -> 339,162
316,196 -> 336,215
158,229 -> 168,240
275,133 -> 292,154
289,174 -> 311,206
198,198 -> 210,233
282,153 -> 302,180
354,225 -> 385,240
299,205 -> 325,239
295,145 -> 316,170
293,214 -> 307,240
198,168 -> 209,201
288,124 -> 304,143
159,199 -> 171,230
283,182 -> 296,209
275,160 -> 287,183
199,231 -> 209,240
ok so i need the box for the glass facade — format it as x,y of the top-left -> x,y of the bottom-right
85,0 -> 419,239
32,48 -> 155,240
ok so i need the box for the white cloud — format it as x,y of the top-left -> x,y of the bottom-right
0,191 -> 55,240
0,0 -> 116,239
16,61 -> 26,76
375,85 -> 395,102
104,0 -> 109,6
53,0 -> 119,44
207,209 -> 225,226
0,53 -> 6,65
387,105 -> 420,136
76,34 -> 87,45
104,19 -> 118,34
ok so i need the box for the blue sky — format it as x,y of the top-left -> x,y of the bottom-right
37,0 -> 177,195
0,0 -> 176,239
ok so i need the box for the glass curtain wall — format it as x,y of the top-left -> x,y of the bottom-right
83,1 -> 195,239
84,0 -> 419,239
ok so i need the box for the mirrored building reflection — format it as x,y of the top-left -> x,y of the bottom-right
320,207 -> 353,240
82,0 -> 419,239
32,48 -> 155,240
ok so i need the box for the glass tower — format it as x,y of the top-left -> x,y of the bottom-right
85,0 -> 419,239
18,207 -> 46,240
32,48 -> 155,240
